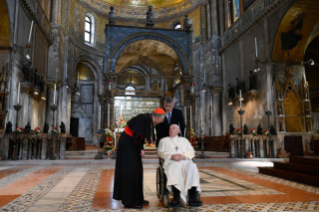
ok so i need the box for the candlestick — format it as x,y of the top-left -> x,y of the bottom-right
17,82 -> 20,104
255,37 -> 258,58
239,90 -> 242,109
28,21 -> 34,44
184,106 -> 187,125
107,103 -> 110,127
53,84 -> 56,104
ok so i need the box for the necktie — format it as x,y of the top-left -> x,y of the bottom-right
168,113 -> 171,125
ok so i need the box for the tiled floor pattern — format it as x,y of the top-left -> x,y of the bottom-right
143,169 -> 283,198
0,166 -> 75,211
0,162 -> 318,211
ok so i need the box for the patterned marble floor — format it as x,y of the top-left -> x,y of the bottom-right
0,161 -> 318,212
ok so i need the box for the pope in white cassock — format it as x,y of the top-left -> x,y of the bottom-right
157,124 -> 202,207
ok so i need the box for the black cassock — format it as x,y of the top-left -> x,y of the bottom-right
113,113 -> 154,205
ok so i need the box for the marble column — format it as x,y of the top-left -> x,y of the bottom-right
206,3 -> 211,39
225,0 -> 231,28
210,86 -> 222,136
211,0 -> 219,38
60,85 -> 71,134
218,0 -> 225,34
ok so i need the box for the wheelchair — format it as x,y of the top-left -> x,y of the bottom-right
156,158 -> 170,207
156,157 -> 201,208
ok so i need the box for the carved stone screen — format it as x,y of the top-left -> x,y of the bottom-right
284,92 -> 302,132
114,97 -> 160,126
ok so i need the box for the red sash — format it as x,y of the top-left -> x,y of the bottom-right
124,126 -> 133,137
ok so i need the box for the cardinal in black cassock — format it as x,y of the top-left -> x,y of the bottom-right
113,108 -> 166,209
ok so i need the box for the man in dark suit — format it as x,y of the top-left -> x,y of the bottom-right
156,97 -> 185,147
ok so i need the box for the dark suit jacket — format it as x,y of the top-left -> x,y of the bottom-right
156,108 -> 185,147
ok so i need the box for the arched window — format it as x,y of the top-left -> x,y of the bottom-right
174,23 -> 181,29
125,86 -> 135,95
85,14 -> 95,46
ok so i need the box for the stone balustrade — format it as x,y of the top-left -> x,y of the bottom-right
0,133 -> 67,160
229,134 -> 278,158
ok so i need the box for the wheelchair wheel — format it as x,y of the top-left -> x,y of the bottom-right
156,167 -> 163,201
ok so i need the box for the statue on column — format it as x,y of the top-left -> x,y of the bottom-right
22,62 -> 33,82
183,15 -> 192,31
109,6 -> 115,25
145,6 -> 154,27
33,69 -> 40,88
248,71 -> 257,91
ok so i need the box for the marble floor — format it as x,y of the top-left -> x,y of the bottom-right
0,161 -> 318,211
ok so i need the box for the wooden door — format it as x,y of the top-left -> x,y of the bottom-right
284,136 -> 303,156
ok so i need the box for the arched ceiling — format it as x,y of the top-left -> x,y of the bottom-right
0,0 -> 11,47
115,39 -> 182,89
115,39 -> 181,75
79,0 -> 199,20
272,0 -> 319,63
100,0 -> 184,8
76,63 -> 95,80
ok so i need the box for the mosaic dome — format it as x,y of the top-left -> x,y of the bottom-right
80,0 -> 199,20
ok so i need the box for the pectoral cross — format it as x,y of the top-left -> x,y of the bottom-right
175,146 -> 179,151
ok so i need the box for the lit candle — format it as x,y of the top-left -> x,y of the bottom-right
107,103 -> 110,127
255,37 -> 258,58
239,90 -> 242,110
53,83 -> 56,104
17,82 -> 20,104
28,21 -> 34,44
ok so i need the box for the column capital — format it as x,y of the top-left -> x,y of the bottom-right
210,85 -> 222,95
181,76 -> 193,89
46,80 -> 62,90
165,91 -> 175,98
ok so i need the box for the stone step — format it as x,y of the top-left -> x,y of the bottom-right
274,161 -> 319,176
258,167 -> 319,187
289,156 -> 319,167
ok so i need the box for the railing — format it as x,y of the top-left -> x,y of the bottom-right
219,0 -> 284,52
19,0 -> 53,44
1,133 -> 67,160
229,134 -> 278,158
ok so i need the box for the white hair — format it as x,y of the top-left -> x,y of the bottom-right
170,124 -> 180,131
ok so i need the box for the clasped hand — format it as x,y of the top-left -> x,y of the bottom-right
171,153 -> 185,161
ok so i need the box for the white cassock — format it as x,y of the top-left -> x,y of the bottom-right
157,136 -> 201,203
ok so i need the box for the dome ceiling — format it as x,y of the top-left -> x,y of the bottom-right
80,0 -> 199,20
100,0 -> 184,8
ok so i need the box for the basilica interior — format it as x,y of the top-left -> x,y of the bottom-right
0,0 -> 319,211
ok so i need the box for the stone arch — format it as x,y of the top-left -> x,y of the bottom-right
272,0 -> 319,63
76,55 -> 103,94
108,32 -> 191,76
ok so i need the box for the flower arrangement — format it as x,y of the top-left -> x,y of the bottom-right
250,128 -> 256,136
35,126 -> 41,135
189,128 -> 197,148
237,128 -> 242,136
52,126 -> 58,134
265,129 -> 270,136
104,128 -> 114,151
16,127 -> 22,134
118,117 -> 126,128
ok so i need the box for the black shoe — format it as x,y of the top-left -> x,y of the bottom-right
188,187 -> 202,207
142,200 -> 149,205
188,198 -> 203,207
169,186 -> 181,207
124,204 -> 143,209
169,199 -> 181,207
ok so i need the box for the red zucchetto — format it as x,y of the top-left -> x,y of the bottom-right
153,108 -> 165,115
